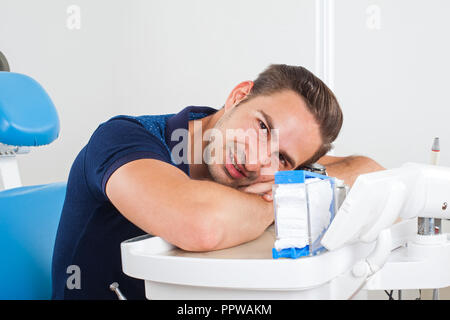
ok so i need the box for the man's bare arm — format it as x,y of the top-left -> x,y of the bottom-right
105,159 -> 274,252
317,155 -> 385,186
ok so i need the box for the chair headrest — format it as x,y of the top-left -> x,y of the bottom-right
0,72 -> 60,146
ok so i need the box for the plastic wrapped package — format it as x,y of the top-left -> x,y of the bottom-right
272,170 -> 337,259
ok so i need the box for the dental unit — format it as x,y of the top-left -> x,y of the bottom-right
120,160 -> 450,300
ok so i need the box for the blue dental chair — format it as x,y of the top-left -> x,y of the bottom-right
0,68 -> 66,299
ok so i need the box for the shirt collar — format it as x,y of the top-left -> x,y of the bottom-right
165,106 -> 218,176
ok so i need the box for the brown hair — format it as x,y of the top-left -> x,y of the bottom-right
246,64 -> 343,166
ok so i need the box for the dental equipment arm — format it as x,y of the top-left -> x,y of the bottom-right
322,163 -> 450,251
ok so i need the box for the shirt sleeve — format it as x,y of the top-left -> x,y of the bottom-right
83,117 -> 172,201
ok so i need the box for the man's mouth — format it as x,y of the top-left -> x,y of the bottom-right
225,149 -> 247,179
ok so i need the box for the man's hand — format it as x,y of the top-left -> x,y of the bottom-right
238,179 -> 274,201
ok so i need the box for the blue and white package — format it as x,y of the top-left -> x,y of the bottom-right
272,170 -> 337,259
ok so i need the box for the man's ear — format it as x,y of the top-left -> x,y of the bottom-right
224,81 -> 254,112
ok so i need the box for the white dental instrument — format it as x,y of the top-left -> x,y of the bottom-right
321,162 -> 450,299
322,162 -> 450,250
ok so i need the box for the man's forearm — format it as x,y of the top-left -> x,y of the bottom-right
318,155 -> 385,186
106,159 -> 273,253
190,179 -> 274,251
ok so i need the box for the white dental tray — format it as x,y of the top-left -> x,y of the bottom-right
121,225 -> 375,299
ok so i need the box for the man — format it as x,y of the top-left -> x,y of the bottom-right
51,64 -> 383,300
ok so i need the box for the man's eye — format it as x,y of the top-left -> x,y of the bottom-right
279,154 -> 287,166
258,120 -> 268,131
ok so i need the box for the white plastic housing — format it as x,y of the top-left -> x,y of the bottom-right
322,163 -> 450,251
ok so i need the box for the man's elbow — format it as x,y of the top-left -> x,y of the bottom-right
325,155 -> 385,187
353,155 -> 385,173
176,213 -> 224,252
344,155 -> 385,186
331,155 -> 384,172
193,220 -> 223,252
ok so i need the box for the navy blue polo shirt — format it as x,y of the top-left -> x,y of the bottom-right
51,106 -> 217,300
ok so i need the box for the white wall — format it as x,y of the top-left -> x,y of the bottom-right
0,0 -> 133,185
0,0 -> 316,186
2,0 -> 449,183
333,0 -> 450,169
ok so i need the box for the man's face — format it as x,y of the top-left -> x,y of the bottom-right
205,89 -> 323,188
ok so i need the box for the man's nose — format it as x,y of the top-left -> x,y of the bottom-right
244,161 -> 260,173
244,151 -> 273,174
